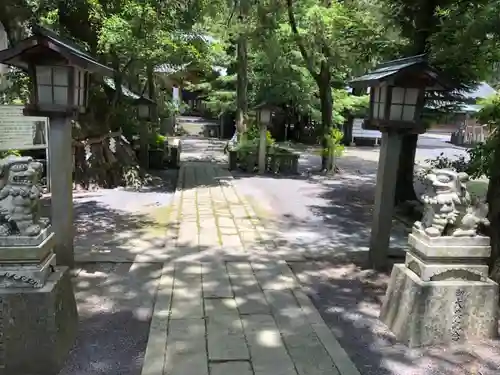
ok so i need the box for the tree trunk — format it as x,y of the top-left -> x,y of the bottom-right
317,63 -> 333,171
487,141 -> 500,282
394,0 -> 436,205
235,0 -> 249,138
394,134 -> 419,204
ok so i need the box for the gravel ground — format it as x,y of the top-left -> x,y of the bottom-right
59,263 -> 162,375
289,260 -> 500,375
53,170 -> 177,375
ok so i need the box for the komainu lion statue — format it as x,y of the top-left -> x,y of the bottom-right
413,168 -> 489,237
0,156 -> 47,236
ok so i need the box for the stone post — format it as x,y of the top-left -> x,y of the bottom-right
369,130 -> 403,269
258,124 -> 267,174
0,155 -> 78,375
139,122 -> 150,169
48,115 -> 75,268
380,168 -> 498,347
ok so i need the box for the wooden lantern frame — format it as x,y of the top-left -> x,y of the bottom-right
350,55 -> 454,133
0,24 -> 113,114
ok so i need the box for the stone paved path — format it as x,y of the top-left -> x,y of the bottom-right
140,160 -> 361,375
135,160 -> 303,264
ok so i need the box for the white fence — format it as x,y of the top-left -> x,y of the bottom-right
352,118 -> 382,145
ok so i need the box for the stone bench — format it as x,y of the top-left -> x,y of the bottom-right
168,138 -> 181,169
229,148 -> 299,175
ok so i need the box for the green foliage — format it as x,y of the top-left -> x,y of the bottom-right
0,150 -> 21,158
321,127 -> 345,158
464,93 -> 500,179
245,122 -> 275,147
425,152 -> 470,174
149,132 -> 167,149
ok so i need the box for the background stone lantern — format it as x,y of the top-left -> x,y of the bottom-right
254,102 -> 274,174
134,95 -> 157,168
350,54 -> 453,269
137,95 -> 156,121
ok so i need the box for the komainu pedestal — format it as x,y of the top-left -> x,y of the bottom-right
380,168 -> 499,347
0,156 -> 77,375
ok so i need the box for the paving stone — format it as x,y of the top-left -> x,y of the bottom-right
227,262 -> 270,315
242,314 -> 297,375
234,219 -> 256,230
202,263 -> 233,298
199,230 -> 221,248
163,318 -> 208,375
264,290 -> 340,375
206,312 -> 250,361
217,217 -> 235,227
210,362 -> 253,375
238,230 -> 259,247
219,227 -> 240,235
141,264 -> 174,375
204,298 -> 239,316
170,264 -> 204,318
252,262 -> 299,290
292,290 -> 361,375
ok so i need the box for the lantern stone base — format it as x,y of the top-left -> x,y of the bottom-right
380,229 -> 498,347
0,267 -> 78,375
380,264 -> 498,348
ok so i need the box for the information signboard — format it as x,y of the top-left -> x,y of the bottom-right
0,105 -> 49,151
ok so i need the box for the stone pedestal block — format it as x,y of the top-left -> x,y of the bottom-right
0,267 -> 78,375
380,264 -> 498,348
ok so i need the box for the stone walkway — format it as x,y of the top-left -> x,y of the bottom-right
145,161 -> 302,263
140,161 -> 361,375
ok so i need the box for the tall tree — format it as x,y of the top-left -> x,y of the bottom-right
380,0 -> 500,204
285,0 -> 383,171
236,0 -> 250,137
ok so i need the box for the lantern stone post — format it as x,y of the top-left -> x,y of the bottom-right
350,55 -> 454,270
136,96 -> 156,169
254,103 -> 273,174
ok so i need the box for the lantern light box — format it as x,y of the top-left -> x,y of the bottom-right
0,24 -> 113,114
350,55 -> 453,133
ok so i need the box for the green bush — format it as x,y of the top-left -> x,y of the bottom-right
425,152 -> 470,173
245,122 -> 275,147
149,133 -> 167,149
0,150 -> 21,158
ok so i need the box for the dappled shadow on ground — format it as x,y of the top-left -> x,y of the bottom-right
57,245 -> 321,375
290,260 -> 500,375
231,152 -> 409,261
60,262 -> 161,375
40,190 -> 177,263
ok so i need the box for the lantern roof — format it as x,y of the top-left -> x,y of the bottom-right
350,54 -> 453,90
102,76 -> 155,106
253,102 -> 279,111
0,24 -> 113,76
136,95 -> 156,105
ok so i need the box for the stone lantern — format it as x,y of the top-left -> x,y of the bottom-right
350,55 -> 453,270
134,95 -> 157,168
137,95 -> 156,121
0,24 -> 114,375
253,103 -> 275,174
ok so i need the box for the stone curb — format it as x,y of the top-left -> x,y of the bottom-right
293,288 -> 362,375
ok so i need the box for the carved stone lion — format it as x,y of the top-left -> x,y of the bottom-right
0,156 -> 47,236
413,168 -> 487,237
